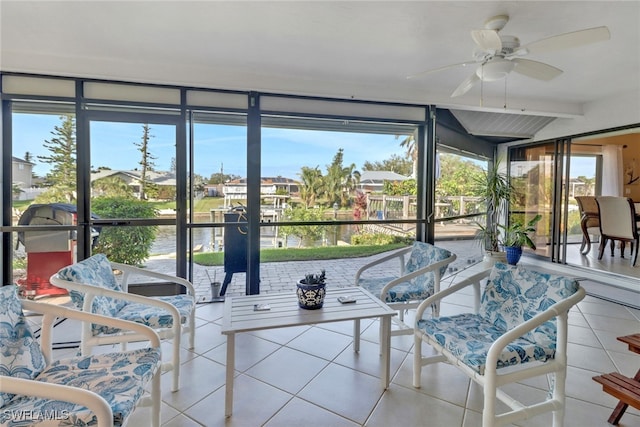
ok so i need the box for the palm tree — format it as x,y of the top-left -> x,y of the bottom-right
340,166 -> 360,207
92,176 -> 134,198
396,133 -> 418,178
298,166 -> 324,208
323,149 -> 358,207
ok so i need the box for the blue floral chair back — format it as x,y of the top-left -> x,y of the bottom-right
58,253 -> 128,323
405,241 -> 453,290
480,262 -> 580,350
0,286 -> 46,407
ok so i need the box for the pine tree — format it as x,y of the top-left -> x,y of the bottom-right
134,123 -> 156,200
36,115 -> 76,202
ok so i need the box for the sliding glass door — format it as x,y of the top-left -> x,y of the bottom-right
87,112 -> 181,278
188,111 -> 247,293
509,142 -> 564,261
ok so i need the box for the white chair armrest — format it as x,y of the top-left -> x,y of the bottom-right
415,268 -> 491,319
21,299 -> 162,360
110,262 -> 195,296
354,246 -> 412,283
484,286 -> 586,376
379,254 -> 456,301
0,377 -> 114,427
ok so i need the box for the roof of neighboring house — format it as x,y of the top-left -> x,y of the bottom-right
12,156 -> 35,165
91,169 -> 176,186
359,171 -> 410,184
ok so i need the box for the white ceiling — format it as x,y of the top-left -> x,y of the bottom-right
1,1 -> 639,133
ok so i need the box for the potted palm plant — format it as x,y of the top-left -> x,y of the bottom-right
499,214 -> 542,265
474,158 -> 515,265
296,270 -> 326,309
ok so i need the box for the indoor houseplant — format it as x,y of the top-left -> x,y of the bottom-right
499,214 -> 542,265
296,270 -> 326,309
474,158 -> 515,265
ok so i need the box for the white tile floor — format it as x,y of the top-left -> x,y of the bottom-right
112,264 -> 640,426
40,262 -> 640,427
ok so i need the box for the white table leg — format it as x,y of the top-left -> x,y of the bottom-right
380,315 -> 391,389
225,333 -> 235,417
353,319 -> 361,352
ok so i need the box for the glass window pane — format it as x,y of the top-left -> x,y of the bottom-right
90,121 -> 177,211
11,106 -> 78,296
434,149 -> 487,267
509,144 -> 555,259
88,119 -> 178,271
191,112 -> 247,228
255,115 -> 418,292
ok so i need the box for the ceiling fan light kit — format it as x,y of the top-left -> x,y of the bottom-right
477,59 -> 514,81
410,14 -> 611,98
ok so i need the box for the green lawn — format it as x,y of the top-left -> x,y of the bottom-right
192,243 -> 407,266
194,197 -> 227,211
12,200 -> 32,211
148,197 -> 227,212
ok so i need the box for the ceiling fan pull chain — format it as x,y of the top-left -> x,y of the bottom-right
480,64 -> 484,107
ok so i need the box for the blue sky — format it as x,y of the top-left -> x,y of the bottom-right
13,114 -> 408,180
13,113 -> 596,180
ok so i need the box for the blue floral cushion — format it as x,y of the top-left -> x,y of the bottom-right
0,347 -> 160,426
102,295 -> 196,335
359,242 -> 453,303
481,263 -> 579,347
0,285 -> 46,407
417,313 -> 554,375
57,253 -> 128,318
359,277 -> 434,303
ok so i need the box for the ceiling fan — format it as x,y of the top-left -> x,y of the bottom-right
409,15 -> 610,98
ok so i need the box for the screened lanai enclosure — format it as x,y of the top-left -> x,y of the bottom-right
2,74 -> 637,299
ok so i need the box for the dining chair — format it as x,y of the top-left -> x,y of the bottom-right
595,196 -> 639,266
575,196 -> 602,254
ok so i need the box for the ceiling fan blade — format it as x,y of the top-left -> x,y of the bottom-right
471,29 -> 502,53
512,58 -> 563,81
451,73 -> 480,97
406,60 -> 478,79
522,26 -> 610,55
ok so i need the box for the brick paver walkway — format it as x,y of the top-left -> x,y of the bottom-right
141,239 -> 485,302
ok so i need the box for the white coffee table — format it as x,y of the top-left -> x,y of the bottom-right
221,286 -> 396,417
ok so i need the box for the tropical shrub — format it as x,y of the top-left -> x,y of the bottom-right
351,233 -> 412,246
279,206 -> 327,247
91,197 -> 158,265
